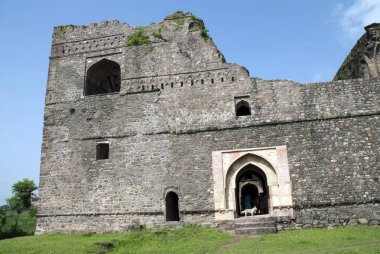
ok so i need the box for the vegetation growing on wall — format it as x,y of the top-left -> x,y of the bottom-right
152,28 -> 165,41
165,11 -> 210,41
165,11 -> 188,20
307,122 -> 316,134
69,108 -> 76,114
188,16 -> 210,41
127,26 -> 151,46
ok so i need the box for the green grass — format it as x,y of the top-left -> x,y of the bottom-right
110,225 -> 232,254
0,225 -> 232,254
222,226 -> 380,254
0,226 -> 379,254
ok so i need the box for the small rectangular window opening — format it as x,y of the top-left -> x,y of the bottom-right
96,142 -> 109,160
161,83 -> 164,89
201,79 -> 204,84
211,78 -> 214,84
180,81 -> 184,87
221,77 -> 224,82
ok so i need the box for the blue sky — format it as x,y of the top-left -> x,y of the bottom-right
0,0 -> 379,204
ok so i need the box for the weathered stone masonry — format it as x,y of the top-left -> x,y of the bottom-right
37,13 -> 380,233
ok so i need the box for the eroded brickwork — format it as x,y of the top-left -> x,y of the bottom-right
37,12 -> 380,233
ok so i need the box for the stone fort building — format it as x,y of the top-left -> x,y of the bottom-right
37,12 -> 380,234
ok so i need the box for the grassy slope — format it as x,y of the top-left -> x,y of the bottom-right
0,225 -> 232,254
0,226 -> 379,254
222,227 -> 380,254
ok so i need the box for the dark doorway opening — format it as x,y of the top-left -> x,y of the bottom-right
241,184 -> 258,210
96,143 -> 109,160
235,100 -> 251,116
236,165 -> 269,216
165,192 -> 180,221
85,59 -> 121,95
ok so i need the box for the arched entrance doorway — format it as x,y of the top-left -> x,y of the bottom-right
236,164 -> 269,216
165,192 -> 180,221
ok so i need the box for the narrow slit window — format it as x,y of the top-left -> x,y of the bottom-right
96,143 -> 109,160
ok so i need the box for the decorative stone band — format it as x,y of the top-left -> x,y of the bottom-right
51,34 -> 126,58
122,67 -> 236,93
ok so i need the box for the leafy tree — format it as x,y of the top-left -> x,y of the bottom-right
0,207 -> 6,233
11,178 -> 38,209
6,179 -> 38,232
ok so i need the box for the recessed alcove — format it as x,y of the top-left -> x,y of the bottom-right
85,59 -> 121,96
235,100 -> 251,116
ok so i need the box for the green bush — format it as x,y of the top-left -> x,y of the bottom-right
165,11 -> 187,20
189,16 -> 210,41
127,26 -> 151,46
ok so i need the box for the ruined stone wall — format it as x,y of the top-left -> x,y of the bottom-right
335,23 -> 380,80
38,13 -> 380,233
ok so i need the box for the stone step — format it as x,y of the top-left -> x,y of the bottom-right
235,216 -> 275,223
234,221 -> 275,229
234,226 -> 277,235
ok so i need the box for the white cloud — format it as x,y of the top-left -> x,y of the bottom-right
339,0 -> 380,38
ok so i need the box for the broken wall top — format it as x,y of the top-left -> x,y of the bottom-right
335,23 -> 380,80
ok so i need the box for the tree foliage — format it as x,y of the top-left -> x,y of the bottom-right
6,178 -> 38,232
11,178 -> 38,209
0,207 -> 6,232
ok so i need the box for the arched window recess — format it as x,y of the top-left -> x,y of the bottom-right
235,100 -> 251,116
85,59 -> 121,96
